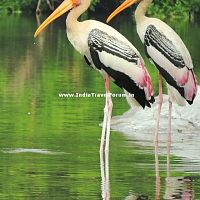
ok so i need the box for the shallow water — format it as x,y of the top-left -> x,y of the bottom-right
0,14 -> 200,199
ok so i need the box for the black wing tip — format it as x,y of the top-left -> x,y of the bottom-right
187,101 -> 193,105
144,96 -> 155,108
144,101 -> 150,108
150,96 -> 155,104
187,94 -> 196,105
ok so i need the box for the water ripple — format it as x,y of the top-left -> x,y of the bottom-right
1,148 -> 69,155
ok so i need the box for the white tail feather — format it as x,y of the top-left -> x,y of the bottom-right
167,84 -> 186,106
123,89 -> 141,108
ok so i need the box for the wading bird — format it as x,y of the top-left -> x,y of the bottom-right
107,0 -> 198,142
34,0 -> 155,152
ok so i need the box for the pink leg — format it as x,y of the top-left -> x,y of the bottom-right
105,90 -> 113,152
166,119 -> 171,199
100,149 -> 106,199
100,75 -> 111,199
100,142 -> 110,200
100,95 -> 108,152
167,99 -> 172,177
166,141 -> 171,178
105,145 -> 110,199
168,100 -> 172,143
154,140 -> 161,200
154,72 -> 163,143
100,75 -> 113,153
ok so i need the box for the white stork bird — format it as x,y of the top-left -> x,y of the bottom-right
107,0 -> 198,142
34,0 -> 155,152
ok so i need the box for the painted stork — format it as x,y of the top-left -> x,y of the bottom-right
34,0 -> 155,152
107,0 -> 198,142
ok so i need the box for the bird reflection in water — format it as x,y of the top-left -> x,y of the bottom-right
157,141 -> 194,200
164,141 -> 194,200
100,142 -> 194,200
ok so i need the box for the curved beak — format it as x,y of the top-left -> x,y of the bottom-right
106,0 -> 139,23
34,0 -> 74,38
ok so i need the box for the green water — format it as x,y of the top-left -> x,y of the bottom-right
0,14 -> 200,199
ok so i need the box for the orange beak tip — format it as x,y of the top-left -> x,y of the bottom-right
34,31 -> 41,38
34,29 -> 40,38
106,0 -> 137,23
106,15 -> 115,23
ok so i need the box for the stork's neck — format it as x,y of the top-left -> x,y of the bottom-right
66,0 -> 91,30
135,0 -> 153,23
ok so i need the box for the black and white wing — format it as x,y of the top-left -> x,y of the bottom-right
144,24 -> 197,104
88,28 -> 154,108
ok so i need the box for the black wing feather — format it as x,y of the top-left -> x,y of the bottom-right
144,25 -> 186,69
84,55 -> 91,67
88,28 -> 154,108
88,29 -> 139,64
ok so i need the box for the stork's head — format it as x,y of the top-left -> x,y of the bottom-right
106,0 -> 140,23
34,0 -> 81,37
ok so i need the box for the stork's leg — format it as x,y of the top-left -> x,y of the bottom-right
167,99 -> 172,176
166,112 -> 171,198
100,75 -> 111,152
165,142 -> 171,200
105,78 -> 113,152
105,144 -> 110,199
167,99 -> 172,143
100,75 -> 112,199
166,138 -> 171,178
154,72 -> 163,143
154,140 -> 161,200
100,102 -> 108,152
100,149 -> 106,199
100,140 -> 110,200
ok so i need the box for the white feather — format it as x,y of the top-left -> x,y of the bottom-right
167,84 -> 186,106
137,18 -> 193,69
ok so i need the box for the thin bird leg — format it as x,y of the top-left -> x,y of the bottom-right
166,139 -> 171,178
105,77 -> 113,152
105,144 -> 110,199
167,99 -> 172,143
165,129 -> 171,200
100,75 -> 110,152
166,99 -> 172,177
154,140 -> 161,200
100,143 -> 110,200
154,72 -> 163,143
100,75 -> 112,199
100,148 -> 106,199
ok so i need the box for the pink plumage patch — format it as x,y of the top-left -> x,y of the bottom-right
184,70 -> 197,101
140,62 -> 154,98
178,70 -> 189,86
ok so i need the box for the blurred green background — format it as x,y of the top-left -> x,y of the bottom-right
0,0 -> 200,20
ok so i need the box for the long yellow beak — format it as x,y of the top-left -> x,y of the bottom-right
106,0 -> 139,23
34,0 -> 74,38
